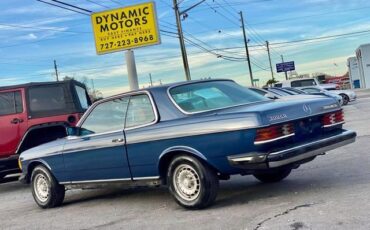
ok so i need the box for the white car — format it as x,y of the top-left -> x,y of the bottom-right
326,89 -> 356,105
300,87 -> 355,105
274,78 -> 337,90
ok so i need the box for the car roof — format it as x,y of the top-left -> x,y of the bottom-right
0,79 -> 84,91
103,79 -> 235,100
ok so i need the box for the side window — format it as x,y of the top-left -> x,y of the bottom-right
126,94 -> 156,128
291,79 -> 316,87
80,97 -> 129,135
0,91 -> 23,116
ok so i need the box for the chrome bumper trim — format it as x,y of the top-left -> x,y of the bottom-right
228,130 -> 356,169
268,134 -> 355,168
254,133 -> 295,145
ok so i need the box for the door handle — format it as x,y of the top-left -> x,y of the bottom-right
112,138 -> 124,143
10,118 -> 23,124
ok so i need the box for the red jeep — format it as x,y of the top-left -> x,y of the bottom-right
0,80 -> 91,180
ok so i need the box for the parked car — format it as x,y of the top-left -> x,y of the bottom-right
275,78 -> 338,90
0,80 -> 91,181
299,87 -> 344,106
326,88 -> 357,105
247,87 -> 280,99
19,80 -> 356,209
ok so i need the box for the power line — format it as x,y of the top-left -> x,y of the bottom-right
36,0 -> 90,15
86,0 -> 110,9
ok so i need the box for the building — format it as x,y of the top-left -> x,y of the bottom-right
347,57 -> 361,88
356,44 -> 370,88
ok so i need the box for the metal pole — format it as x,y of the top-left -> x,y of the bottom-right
149,73 -> 153,86
281,55 -> 288,80
173,0 -> 191,81
240,11 -> 254,87
266,41 -> 274,81
54,60 -> 59,81
125,50 -> 139,90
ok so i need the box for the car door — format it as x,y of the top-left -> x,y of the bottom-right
62,96 -> 131,183
0,89 -> 27,158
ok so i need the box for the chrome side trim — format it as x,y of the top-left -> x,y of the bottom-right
268,136 -> 355,168
323,121 -> 345,128
254,133 -> 295,145
60,178 -> 131,185
60,176 -> 161,185
133,176 -> 160,180
126,116 -> 259,144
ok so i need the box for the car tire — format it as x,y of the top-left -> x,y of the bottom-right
31,165 -> 65,209
253,168 -> 292,183
167,155 -> 219,209
340,94 -> 349,105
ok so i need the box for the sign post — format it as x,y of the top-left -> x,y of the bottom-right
91,2 -> 161,90
276,61 -> 295,80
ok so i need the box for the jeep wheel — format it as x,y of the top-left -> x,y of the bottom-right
31,165 -> 65,208
340,94 -> 349,105
167,155 -> 219,209
253,168 -> 292,183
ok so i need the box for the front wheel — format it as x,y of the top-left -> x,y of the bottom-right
31,165 -> 65,208
167,155 -> 219,209
253,168 -> 292,183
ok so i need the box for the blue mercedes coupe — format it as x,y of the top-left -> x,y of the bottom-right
19,79 -> 356,209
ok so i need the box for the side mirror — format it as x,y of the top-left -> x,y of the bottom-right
67,126 -> 80,136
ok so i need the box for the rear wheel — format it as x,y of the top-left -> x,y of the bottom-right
253,168 -> 292,183
31,165 -> 65,208
340,94 -> 349,105
167,155 -> 219,209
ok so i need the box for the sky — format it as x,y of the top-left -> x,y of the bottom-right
1,0 -> 370,96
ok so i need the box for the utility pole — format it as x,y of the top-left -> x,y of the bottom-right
54,60 -> 59,81
239,11 -> 254,87
173,0 -> 205,81
266,41 -> 274,81
125,50 -> 139,90
149,73 -> 153,86
91,79 -> 96,99
281,55 -> 288,80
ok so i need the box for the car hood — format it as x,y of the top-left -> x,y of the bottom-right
19,138 -> 67,161
211,96 -> 339,125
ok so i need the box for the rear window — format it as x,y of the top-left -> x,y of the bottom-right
170,81 -> 267,113
75,85 -> 89,110
29,85 -> 67,112
0,91 -> 23,116
274,83 -> 282,87
291,79 -> 316,87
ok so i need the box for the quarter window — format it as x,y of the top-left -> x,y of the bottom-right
80,97 -> 129,135
125,94 -> 155,128
0,91 -> 23,116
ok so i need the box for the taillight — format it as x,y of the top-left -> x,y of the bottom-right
255,123 -> 294,145
322,110 -> 344,127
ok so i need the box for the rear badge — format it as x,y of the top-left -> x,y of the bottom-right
303,104 -> 312,114
268,114 -> 288,121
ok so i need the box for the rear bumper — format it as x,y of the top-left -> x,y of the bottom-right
0,155 -> 20,176
228,130 -> 356,169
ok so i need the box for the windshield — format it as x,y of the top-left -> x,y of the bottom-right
169,81 -> 267,113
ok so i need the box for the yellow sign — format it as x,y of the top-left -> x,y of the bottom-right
91,2 -> 161,55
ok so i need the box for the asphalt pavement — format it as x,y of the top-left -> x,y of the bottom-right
1,92 -> 370,230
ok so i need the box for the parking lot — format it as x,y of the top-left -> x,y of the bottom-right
1,90 -> 369,230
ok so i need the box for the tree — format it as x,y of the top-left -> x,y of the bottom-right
264,79 -> 278,87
